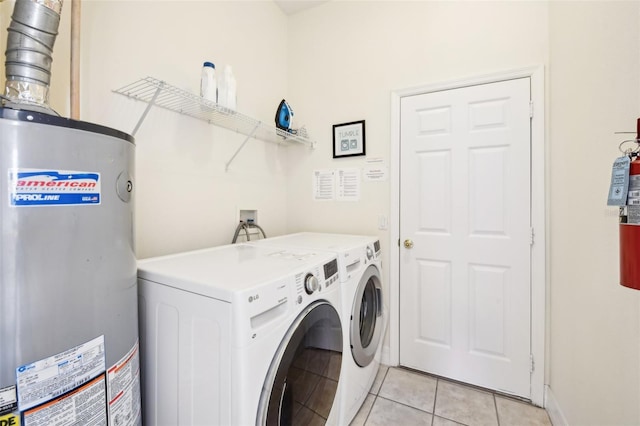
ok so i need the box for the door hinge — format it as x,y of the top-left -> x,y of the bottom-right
529,100 -> 534,118
530,354 -> 535,373
530,227 -> 535,246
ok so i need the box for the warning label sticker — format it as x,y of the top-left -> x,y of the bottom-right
630,174 -> 640,187
22,375 -> 106,426
0,386 -> 17,415
16,336 -> 106,412
628,205 -> 640,225
8,169 -> 101,207
0,412 -> 20,426
107,342 -> 141,426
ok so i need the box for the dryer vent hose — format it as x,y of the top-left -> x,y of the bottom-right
4,0 -> 63,113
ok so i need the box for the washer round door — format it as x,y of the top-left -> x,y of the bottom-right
350,264 -> 383,367
257,300 -> 343,426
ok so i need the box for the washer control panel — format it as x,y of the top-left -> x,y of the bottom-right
323,258 -> 339,288
294,258 -> 339,304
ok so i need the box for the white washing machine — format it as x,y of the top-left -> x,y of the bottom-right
137,243 -> 344,425
247,233 -> 386,425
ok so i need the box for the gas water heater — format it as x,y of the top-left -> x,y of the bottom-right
0,108 -> 141,425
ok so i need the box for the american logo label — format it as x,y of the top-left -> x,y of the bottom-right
9,168 -> 101,207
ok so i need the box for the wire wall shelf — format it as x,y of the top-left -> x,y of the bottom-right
113,77 -> 315,170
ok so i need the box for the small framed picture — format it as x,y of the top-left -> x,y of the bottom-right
333,120 -> 366,158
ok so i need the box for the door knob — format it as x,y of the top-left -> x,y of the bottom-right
404,239 -> 414,249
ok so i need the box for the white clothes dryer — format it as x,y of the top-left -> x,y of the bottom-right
137,244 -> 344,426
247,233 -> 386,425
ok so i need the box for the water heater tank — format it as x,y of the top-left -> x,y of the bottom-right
0,107 -> 140,425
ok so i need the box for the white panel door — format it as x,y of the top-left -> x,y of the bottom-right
399,78 -> 531,397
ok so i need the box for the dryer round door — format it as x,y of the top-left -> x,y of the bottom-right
350,264 -> 383,367
257,300 -> 343,426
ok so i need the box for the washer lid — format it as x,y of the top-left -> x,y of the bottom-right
138,244 -> 336,302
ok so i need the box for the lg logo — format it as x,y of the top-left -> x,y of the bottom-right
248,294 -> 260,303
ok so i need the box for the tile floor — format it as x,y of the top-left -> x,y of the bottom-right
350,366 -> 552,426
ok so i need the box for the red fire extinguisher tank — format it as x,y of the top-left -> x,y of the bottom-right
620,120 -> 640,290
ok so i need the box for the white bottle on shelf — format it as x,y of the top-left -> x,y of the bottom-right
219,65 -> 237,110
200,61 -> 217,105
227,66 -> 237,110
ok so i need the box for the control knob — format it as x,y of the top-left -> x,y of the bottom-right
366,246 -> 374,261
304,274 -> 319,294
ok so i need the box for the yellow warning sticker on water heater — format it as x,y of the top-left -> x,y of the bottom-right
0,412 -> 20,426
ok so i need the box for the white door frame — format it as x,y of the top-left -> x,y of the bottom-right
389,65 -> 546,406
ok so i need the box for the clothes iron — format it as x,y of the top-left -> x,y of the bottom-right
275,99 -> 294,132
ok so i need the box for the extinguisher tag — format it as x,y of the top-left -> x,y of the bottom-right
607,156 -> 630,206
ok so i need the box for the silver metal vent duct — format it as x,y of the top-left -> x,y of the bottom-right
4,0 -> 63,113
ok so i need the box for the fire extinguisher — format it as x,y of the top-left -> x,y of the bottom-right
620,119 -> 640,290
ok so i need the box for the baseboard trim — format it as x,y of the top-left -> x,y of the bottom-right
545,385 -> 568,426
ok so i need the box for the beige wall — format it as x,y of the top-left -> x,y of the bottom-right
80,1 -> 291,258
1,0 -> 639,423
549,1 -> 640,424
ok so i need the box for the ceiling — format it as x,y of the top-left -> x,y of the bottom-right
274,0 -> 330,15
